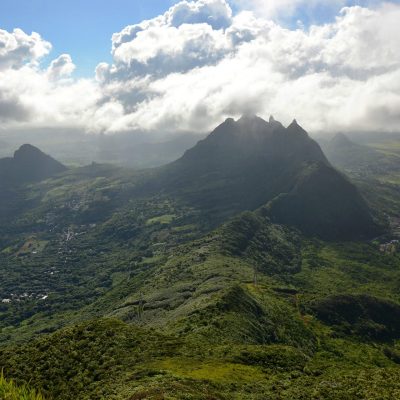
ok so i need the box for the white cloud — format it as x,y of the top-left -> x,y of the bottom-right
167,0 -> 233,28
112,0 -> 232,52
231,0 -> 347,20
0,89 -> 32,122
0,0 -> 400,136
0,28 -> 51,70
101,0 -> 234,82
92,1 -> 400,134
47,54 -> 76,80
112,23 -> 229,76
0,47 -> 100,128
0,27 -> 95,127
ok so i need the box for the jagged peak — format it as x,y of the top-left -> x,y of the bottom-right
212,115 -> 313,141
236,114 -> 271,133
287,118 -> 305,131
286,119 -> 310,138
269,115 -> 284,130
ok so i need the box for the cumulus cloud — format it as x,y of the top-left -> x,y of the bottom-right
99,0 -> 233,82
0,90 -> 32,122
93,0 -> 400,134
47,54 -> 76,80
0,28 -> 51,70
0,28 -> 98,129
112,0 -> 232,51
1,0 -> 400,135
167,0 -> 233,28
231,0 -> 347,20
0,38 -> 99,128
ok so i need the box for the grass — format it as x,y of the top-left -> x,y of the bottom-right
377,173 -> 400,185
0,372 -> 45,400
15,238 -> 48,257
146,214 -> 175,225
154,357 -> 266,383
172,224 -> 197,231
368,141 -> 400,157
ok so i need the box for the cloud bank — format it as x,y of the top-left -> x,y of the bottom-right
0,0 -> 400,135
232,0 -> 348,20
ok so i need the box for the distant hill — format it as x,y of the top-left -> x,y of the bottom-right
0,144 -> 67,187
0,129 -> 205,168
320,133 -> 385,172
0,144 -> 67,222
156,115 -> 378,239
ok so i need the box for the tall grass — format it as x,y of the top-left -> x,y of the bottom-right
0,372 -> 45,400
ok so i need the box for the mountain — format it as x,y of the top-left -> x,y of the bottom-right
320,133 -> 385,172
0,127 -> 399,399
264,160 -> 378,238
0,144 -> 67,223
0,144 -> 67,187
157,115 -> 378,239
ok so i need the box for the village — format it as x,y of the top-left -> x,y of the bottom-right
378,216 -> 400,254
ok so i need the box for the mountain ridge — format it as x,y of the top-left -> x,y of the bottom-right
155,115 -> 378,239
0,122 -> 398,399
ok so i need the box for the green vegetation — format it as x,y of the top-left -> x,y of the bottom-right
0,126 -> 400,398
2,204 -> 400,398
146,214 -> 175,225
0,319 -> 179,400
0,372 -> 45,400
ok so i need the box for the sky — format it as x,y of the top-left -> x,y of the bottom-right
0,0 -> 400,136
0,1 -> 180,76
0,0 -> 385,76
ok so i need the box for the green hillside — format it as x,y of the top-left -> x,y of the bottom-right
0,118 -> 399,399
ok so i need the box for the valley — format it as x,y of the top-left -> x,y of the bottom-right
0,116 -> 400,399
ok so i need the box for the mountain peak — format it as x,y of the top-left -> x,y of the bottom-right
0,144 -> 67,187
14,144 -> 46,160
236,114 -> 286,132
331,132 -> 352,146
182,115 -> 324,162
269,115 -> 284,130
224,117 -> 235,124
157,115 -> 378,239
287,118 -> 309,137
237,114 -> 266,124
